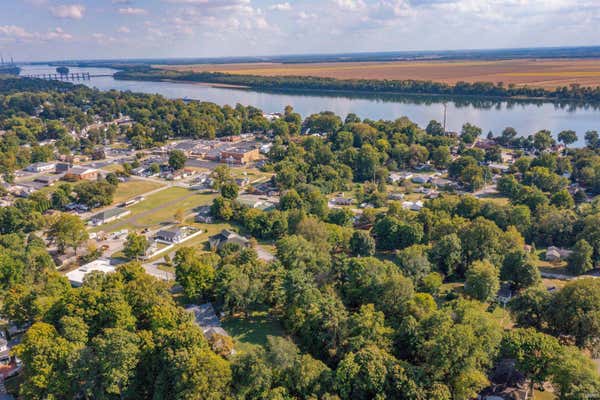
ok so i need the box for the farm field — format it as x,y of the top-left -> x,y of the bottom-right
159,58 -> 600,89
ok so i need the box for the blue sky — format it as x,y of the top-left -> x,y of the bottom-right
1,0 -> 599,61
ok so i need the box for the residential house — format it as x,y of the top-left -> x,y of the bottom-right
488,163 -> 510,174
155,228 -> 186,244
131,167 -> 147,176
388,192 -> 405,200
388,172 -> 412,183
208,229 -> 251,250
402,201 -> 424,211
186,303 -> 233,355
429,177 -> 456,189
545,246 -> 572,262
332,197 -> 354,206
497,284 -> 513,306
260,143 -> 273,154
411,175 -> 428,184
195,205 -> 214,223
90,208 -> 131,226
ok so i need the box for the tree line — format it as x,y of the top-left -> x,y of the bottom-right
115,67 -> 600,103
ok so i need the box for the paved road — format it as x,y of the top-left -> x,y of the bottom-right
143,259 -> 175,281
541,270 -> 600,281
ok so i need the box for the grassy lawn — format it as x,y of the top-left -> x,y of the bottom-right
230,167 -> 273,183
490,304 -> 514,330
534,390 -> 556,400
478,193 -> 510,206
112,179 -> 165,204
102,164 -> 124,172
143,222 -> 237,263
93,187 -> 217,233
222,308 -> 287,354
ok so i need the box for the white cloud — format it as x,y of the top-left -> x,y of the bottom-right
0,25 -> 72,41
118,7 -> 148,15
163,0 -> 250,6
92,33 -> 117,45
46,27 -> 73,40
269,2 -> 291,11
333,0 -> 366,11
117,26 -> 131,33
0,25 -> 33,40
50,4 -> 85,19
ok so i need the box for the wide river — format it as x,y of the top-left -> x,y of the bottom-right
20,64 -> 600,146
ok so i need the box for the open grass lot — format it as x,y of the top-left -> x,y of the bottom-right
93,187 -> 217,233
112,179 -> 165,204
159,58 -> 600,89
221,308 -> 287,354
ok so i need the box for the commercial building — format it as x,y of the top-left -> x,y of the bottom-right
220,145 -> 261,165
64,166 -> 99,181
90,208 -> 131,226
66,259 -> 116,287
25,162 -> 56,173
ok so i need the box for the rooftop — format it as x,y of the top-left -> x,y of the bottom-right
66,259 -> 115,287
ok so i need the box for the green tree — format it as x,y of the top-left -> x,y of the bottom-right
501,328 -> 561,396
568,239 -> 594,276
168,149 -> 187,170
232,348 -> 273,399
347,304 -> 393,353
533,130 -> 556,152
396,244 -> 431,282
174,247 -> 216,301
123,232 -> 149,261
557,130 -> 578,146
47,213 -> 89,254
79,328 -> 140,398
501,250 -> 541,290
349,230 -> 375,257
221,181 -> 239,200
464,260 -> 500,302
14,322 -> 76,400
551,345 -> 600,399
429,233 -> 462,276
548,278 -> 600,348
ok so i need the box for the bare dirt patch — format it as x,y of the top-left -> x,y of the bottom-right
158,59 -> 600,89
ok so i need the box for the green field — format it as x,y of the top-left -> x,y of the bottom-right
93,187 -> 217,233
112,179 -> 165,204
221,308 -> 287,354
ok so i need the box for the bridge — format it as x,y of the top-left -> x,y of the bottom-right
21,72 -> 113,81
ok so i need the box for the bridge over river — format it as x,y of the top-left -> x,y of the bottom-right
21,72 -> 113,81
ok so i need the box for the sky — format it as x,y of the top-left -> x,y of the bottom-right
0,0 -> 599,62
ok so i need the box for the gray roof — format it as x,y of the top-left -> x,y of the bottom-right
186,303 -> 221,329
156,229 -> 180,240
209,229 -> 250,249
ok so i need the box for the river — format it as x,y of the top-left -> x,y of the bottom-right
20,64 -> 600,146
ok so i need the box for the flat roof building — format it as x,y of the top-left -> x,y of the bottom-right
66,259 -> 116,287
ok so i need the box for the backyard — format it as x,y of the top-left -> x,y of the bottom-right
221,308 -> 287,354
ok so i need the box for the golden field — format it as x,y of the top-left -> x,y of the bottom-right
158,58 -> 600,89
